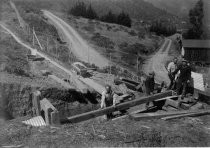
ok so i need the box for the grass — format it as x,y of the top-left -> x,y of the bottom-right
0,115 -> 210,147
91,33 -> 115,49
14,0 -> 163,76
0,35 -> 30,77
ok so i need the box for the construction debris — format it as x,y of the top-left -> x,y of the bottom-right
130,109 -> 210,121
161,109 -> 210,120
60,91 -> 173,123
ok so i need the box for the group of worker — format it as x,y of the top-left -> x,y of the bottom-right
100,57 -> 192,120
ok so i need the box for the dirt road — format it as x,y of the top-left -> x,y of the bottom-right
0,23 -> 88,91
143,38 -> 172,84
9,1 -> 26,29
0,23 -> 106,93
42,10 -> 109,68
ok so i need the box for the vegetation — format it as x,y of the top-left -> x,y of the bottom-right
184,0 -> 204,39
0,38 -> 30,77
150,19 -> 177,36
69,2 -> 132,27
91,33 -> 115,49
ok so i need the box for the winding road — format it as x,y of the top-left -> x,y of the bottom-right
42,10 -> 109,68
0,23 -> 88,91
143,38 -> 172,85
0,23 -> 105,93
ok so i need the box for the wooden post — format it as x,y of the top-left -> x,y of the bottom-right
88,46 -> 90,64
40,98 -> 60,125
32,27 -> 35,47
33,28 -> 43,50
109,52 -> 111,75
136,55 -> 139,73
32,91 -> 41,116
46,37 -> 48,52
51,111 -> 60,126
55,41 -> 58,58
45,108 -> 51,125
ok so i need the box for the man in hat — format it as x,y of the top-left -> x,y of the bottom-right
144,71 -> 155,109
167,57 -> 178,90
101,85 -> 117,119
173,59 -> 191,98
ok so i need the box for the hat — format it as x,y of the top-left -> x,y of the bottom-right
149,71 -> 155,76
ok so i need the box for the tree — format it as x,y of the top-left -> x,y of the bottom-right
100,10 -> 117,24
70,2 -> 87,17
117,11 -> 132,27
185,0 -> 204,39
86,4 -> 98,19
149,19 -> 176,36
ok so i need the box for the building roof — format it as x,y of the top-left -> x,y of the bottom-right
183,40 -> 210,48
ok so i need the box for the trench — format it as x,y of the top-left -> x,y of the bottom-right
41,88 -> 101,119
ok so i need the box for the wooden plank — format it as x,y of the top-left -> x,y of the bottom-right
191,72 -> 205,91
32,91 -> 41,116
162,109 -> 210,120
60,91 -> 173,124
130,110 -> 200,121
40,98 -> 57,111
195,88 -> 210,97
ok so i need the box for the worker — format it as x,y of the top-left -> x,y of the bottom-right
173,59 -> 191,99
144,71 -> 155,109
167,57 -> 178,90
101,85 -> 117,119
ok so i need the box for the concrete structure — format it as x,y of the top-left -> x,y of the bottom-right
32,91 -> 60,126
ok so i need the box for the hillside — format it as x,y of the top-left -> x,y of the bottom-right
13,0 -> 176,21
144,0 -> 198,18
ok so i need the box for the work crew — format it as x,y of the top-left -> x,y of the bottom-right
101,85 -> 117,119
167,57 -> 178,90
144,71 -> 155,109
173,59 -> 191,99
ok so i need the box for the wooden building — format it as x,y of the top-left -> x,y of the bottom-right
182,40 -> 210,64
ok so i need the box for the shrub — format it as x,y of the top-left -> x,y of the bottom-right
82,25 -> 95,32
91,33 -> 115,49
128,30 -> 137,36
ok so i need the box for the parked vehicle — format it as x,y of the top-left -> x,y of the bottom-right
72,62 -> 92,77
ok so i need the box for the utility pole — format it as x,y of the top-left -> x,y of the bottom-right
46,37 -> 48,52
109,52 -> 111,75
33,28 -> 43,50
32,27 -> 34,47
136,53 -> 139,73
88,46 -> 90,64
55,41 -> 58,58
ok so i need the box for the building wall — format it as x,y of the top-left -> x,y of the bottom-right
184,48 -> 210,63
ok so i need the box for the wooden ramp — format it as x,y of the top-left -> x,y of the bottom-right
22,116 -> 46,127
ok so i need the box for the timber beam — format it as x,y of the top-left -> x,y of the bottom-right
60,91 -> 173,124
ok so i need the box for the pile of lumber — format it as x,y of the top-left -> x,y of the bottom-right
130,109 -> 210,121
130,93 -> 209,121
